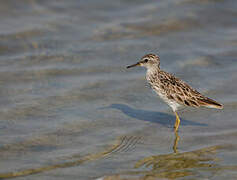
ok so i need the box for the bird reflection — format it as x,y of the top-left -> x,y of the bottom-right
96,133 -> 237,180
131,139 -> 235,180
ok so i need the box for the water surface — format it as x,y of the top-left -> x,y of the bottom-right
0,0 -> 237,179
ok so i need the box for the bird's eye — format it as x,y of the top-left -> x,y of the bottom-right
144,59 -> 148,63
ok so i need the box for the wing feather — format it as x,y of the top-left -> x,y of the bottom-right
158,71 -> 222,109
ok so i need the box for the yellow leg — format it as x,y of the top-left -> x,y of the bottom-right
173,131 -> 180,153
174,111 -> 180,132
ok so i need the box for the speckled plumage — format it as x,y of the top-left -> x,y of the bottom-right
127,53 -> 223,131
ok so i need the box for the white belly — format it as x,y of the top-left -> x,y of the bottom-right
152,86 -> 181,112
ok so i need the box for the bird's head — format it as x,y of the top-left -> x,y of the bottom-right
126,54 -> 160,69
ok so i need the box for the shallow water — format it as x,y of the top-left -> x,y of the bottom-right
0,0 -> 237,179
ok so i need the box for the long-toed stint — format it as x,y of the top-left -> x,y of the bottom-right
127,53 -> 223,132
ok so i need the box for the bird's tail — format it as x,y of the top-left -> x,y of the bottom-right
197,97 -> 223,109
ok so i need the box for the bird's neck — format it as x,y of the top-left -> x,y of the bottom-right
146,66 -> 160,82
146,66 -> 160,76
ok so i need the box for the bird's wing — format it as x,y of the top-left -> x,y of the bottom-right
159,71 -> 205,107
159,71 -> 223,109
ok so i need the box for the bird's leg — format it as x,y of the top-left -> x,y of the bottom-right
173,131 -> 180,153
174,111 -> 180,132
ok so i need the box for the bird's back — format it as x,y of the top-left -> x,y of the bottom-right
146,69 -> 223,109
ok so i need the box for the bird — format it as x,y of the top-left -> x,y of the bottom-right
126,53 -> 223,131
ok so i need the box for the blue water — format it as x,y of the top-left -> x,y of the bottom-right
0,0 -> 237,179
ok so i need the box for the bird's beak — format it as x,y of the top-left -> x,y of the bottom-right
126,62 -> 140,69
